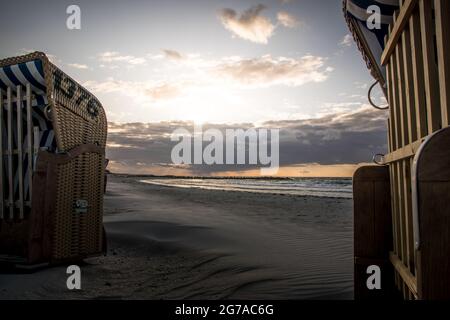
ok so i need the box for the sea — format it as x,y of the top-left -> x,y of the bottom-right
140,177 -> 353,199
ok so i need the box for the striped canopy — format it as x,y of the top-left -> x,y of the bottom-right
0,59 -> 55,150
343,0 -> 399,86
0,59 -> 46,96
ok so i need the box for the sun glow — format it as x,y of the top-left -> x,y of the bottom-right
166,85 -> 245,124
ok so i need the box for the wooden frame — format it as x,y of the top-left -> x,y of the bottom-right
363,0 -> 450,299
27,144 -> 105,264
1,85 -> 36,220
353,166 -> 396,299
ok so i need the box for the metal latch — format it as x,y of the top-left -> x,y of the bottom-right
74,200 -> 88,214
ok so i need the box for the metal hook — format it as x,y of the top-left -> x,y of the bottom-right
368,80 -> 389,110
43,104 -> 52,121
372,153 -> 385,165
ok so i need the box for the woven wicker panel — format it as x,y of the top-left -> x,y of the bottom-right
53,151 -> 104,260
44,61 -> 107,152
84,152 -> 104,254
53,161 -> 75,259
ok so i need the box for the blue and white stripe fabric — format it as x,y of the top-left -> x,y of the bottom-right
344,0 -> 399,81
0,59 -> 55,150
0,60 -> 47,96
1,59 -> 55,203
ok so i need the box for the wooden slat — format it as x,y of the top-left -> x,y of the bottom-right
386,44 -> 397,151
387,119 -> 392,152
402,159 -> 414,273
353,166 -> 395,299
419,0 -> 441,133
16,86 -> 24,219
409,8 -> 428,138
435,0 -> 450,127
386,25 -> 402,287
389,165 -> 399,255
402,26 -> 418,142
400,164 -> 408,278
390,164 -> 400,289
395,33 -> 409,147
390,22 -> 402,151
394,163 -> 402,258
33,126 -> 40,155
26,84 -> 33,203
381,0 -> 419,65
383,138 -> 424,163
7,88 -> 14,219
385,34 -> 399,280
396,162 -> 407,271
0,90 -> 3,219
396,162 -> 406,300
390,251 -> 418,298
394,17 -> 411,292
409,140 -> 418,284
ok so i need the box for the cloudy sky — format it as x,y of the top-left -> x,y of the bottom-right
0,0 -> 388,176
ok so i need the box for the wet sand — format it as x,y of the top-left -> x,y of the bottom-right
0,175 -> 353,299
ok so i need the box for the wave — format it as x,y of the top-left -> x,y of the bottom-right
140,177 -> 353,199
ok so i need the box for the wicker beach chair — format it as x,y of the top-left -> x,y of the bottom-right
0,52 -> 107,267
346,0 -> 450,299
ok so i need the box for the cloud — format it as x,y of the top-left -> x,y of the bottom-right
163,49 -> 184,60
145,83 -> 181,100
67,63 -> 89,69
99,64 -> 119,70
83,78 -> 183,101
106,121 -> 195,175
85,53 -> 333,105
97,51 -> 146,65
262,106 -> 388,166
214,55 -> 332,87
277,11 -> 300,28
84,78 -> 135,94
354,81 -> 368,90
105,107 -> 387,175
219,4 -> 275,44
340,34 -> 353,47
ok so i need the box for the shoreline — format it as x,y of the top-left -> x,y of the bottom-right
112,173 -> 353,180
139,179 -> 352,199
137,176 -> 353,199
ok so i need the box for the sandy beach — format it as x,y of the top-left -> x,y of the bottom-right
0,175 -> 353,299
